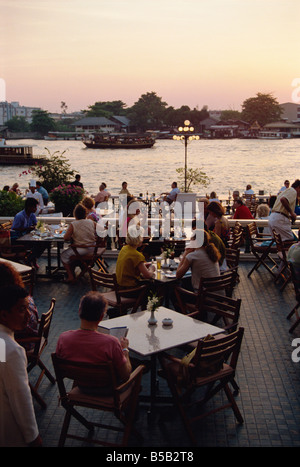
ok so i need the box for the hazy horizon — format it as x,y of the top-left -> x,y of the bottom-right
1,0 -> 299,113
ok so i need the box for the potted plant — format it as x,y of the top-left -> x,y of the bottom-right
49,184 -> 84,217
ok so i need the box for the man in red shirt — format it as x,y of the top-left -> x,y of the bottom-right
233,198 -> 254,220
232,198 -> 254,253
56,291 -> 132,391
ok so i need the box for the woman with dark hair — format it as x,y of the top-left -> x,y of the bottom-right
206,201 -> 230,247
61,203 -> 97,283
176,229 -> 221,292
0,262 -> 39,348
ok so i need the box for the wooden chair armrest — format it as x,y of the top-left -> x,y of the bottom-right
115,364 -> 145,392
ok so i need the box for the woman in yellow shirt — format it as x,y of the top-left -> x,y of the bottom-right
116,226 -> 155,288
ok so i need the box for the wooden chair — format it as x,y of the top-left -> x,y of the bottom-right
272,229 -> 295,291
287,262 -> 300,333
89,267 -> 148,316
229,222 -> 243,250
158,327 -> 244,445
20,267 -> 35,296
174,267 -> 238,316
17,298 -> 56,408
225,248 -> 240,270
0,221 -> 31,263
51,354 -> 144,447
69,235 -> 108,279
246,222 -> 278,278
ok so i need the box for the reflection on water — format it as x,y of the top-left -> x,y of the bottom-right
1,138 -> 300,198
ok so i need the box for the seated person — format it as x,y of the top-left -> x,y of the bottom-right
209,191 -> 220,203
11,197 -> 45,269
119,181 -> 133,201
161,182 -> 180,205
256,203 -> 271,234
0,285 -> 42,447
116,225 -> 155,288
176,229 -> 221,292
55,291 -> 132,392
244,184 -> 254,195
81,196 -> 100,222
206,201 -> 230,247
0,262 -> 39,350
61,203 -> 97,283
232,198 -> 254,219
11,197 -> 38,239
93,182 -> 111,208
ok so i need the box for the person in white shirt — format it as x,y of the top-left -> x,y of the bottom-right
278,180 -> 290,194
162,181 -> 180,205
26,180 -> 44,215
244,184 -> 255,195
0,285 -> 42,447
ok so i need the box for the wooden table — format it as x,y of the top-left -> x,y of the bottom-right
0,258 -> 32,273
99,308 -> 223,412
17,231 -> 65,278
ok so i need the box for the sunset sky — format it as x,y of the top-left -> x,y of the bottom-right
1,0 -> 299,113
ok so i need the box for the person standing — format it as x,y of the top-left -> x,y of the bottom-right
0,285 -> 42,447
70,174 -> 83,189
26,180 -> 44,215
269,179 -> 300,241
36,181 -> 49,206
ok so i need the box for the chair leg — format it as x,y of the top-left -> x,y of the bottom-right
224,383 -> 244,424
29,383 -> 47,409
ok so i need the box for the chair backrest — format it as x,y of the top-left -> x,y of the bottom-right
225,248 -> 240,269
198,267 -> 238,298
20,268 -> 35,295
89,267 -> 118,291
192,327 -> 244,378
51,353 -> 143,410
246,221 -> 257,238
230,222 -> 243,249
52,354 -> 118,399
198,291 -> 241,330
32,298 -> 56,355
0,221 -> 13,231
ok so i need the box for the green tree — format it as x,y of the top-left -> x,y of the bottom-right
128,92 -> 168,131
30,109 -> 56,136
241,92 -> 283,126
176,167 -> 211,193
5,116 -> 30,132
86,100 -> 127,117
31,148 -> 77,192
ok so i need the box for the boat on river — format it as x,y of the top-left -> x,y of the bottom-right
0,140 -> 46,165
257,131 -> 283,140
83,133 -> 156,149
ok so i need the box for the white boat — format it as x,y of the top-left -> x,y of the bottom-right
257,131 -> 283,140
44,131 -> 82,140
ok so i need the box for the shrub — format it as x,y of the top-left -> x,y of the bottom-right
0,191 -> 25,216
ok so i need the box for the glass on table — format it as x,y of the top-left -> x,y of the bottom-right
156,256 -> 162,270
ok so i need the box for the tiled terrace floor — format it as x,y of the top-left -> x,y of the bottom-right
28,256 -> 300,448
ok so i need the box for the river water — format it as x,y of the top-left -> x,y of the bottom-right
1,138 -> 300,199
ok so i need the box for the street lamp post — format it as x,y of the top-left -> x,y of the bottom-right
173,120 -> 200,192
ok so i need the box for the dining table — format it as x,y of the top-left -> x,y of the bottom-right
0,257 -> 32,274
99,307 -> 223,414
16,227 -> 66,278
